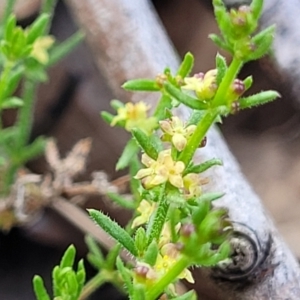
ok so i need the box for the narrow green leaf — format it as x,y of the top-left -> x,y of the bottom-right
1,97 -> 23,109
239,90 -> 280,109
101,111 -> 114,124
116,138 -> 139,170
196,192 -> 224,203
106,192 -> 136,209
129,155 -> 142,201
134,227 -> 147,254
243,75 -> 253,91
251,0 -> 264,20
48,31 -> 84,66
27,14 -> 50,44
2,66 -> 23,99
191,199 -> 210,225
66,272 -> 78,296
212,0 -> 232,38
87,254 -> 102,270
176,52 -> 194,78
85,235 -> 104,269
216,53 -> 227,85
4,15 -> 16,42
76,260 -> 86,292
247,25 -> 275,62
116,256 -> 134,296
132,284 -> 146,300
105,244 -> 121,270
110,99 -> 124,110
33,275 -> 51,300
143,240 -> 158,266
164,82 -> 207,110
131,128 -> 159,160
185,158 -> 223,174
60,245 -> 76,269
187,110 -> 205,126
153,94 -> 173,121
41,0 -> 58,15
52,266 -> 60,297
17,136 -> 46,164
209,34 -> 232,53
172,290 -> 197,300
89,209 -> 137,256
122,79 -> 160,91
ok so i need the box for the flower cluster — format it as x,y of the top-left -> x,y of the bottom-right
135,150 -> 185,189
160,117 -> 196,151
182,69 -> 218,101
111,101 -> 157,134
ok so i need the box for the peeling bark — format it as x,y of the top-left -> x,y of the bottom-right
64,0 -> 300,298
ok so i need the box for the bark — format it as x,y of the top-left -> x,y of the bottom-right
63,0 -> 300,299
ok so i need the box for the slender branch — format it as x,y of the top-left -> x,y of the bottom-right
63,0 -> 300,298
146,256 -> 190,300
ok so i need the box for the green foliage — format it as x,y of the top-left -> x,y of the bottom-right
33,245 -> 86,300
0,0 -> 83,196
31,0 -> 279,299
89,209 -> 138,256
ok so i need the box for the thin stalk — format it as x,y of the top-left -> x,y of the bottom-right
41,0 -> 58,33
0,61 -> 13,126
178,110 -> 218,166
212,56 -> 243,107
147,184 -> 169,245
145,255 -> 190,300
16,79 -> 37,147
1,0 -> 17,27
79,272 -> 107,300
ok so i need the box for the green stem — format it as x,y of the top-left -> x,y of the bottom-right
147,184 -> 169,245
79,272 -> 107,300
145,255 -> 190,300
1,0 -> 17,27
212,56 -> 243,107
41,0 -> 58,34
178,110 -> 218,166
16,79 -> 37,147
0,61 -> 13,125
177,56 -> 243,167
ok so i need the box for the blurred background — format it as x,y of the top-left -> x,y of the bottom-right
1,0 -> 300,298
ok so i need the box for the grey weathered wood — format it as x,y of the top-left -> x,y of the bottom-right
64,0 -> 300,299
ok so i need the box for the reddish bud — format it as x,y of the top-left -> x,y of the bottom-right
180,223 -> 196,237
135,265 -> 150,278
194,72 -> 205,80
232,79 -> 245,96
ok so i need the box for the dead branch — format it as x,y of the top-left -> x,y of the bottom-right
63,0 -> 300,299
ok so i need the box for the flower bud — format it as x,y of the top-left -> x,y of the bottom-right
198,208 -> 232,245
232,79 -> 245,96
155,73 -> 167,88
180,223 -> 196,237
135,265 -> 150,279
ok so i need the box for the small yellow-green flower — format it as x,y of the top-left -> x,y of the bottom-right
182,69 -> 218,101
158,222 -> 181,248
135,149 -> 185,189
111,101 -> 157,134
183,173 -> 209,199
30,36 -> 55,64
160,116 -> 196,151
131,199 -> 156,228
155,243 -> 194,283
